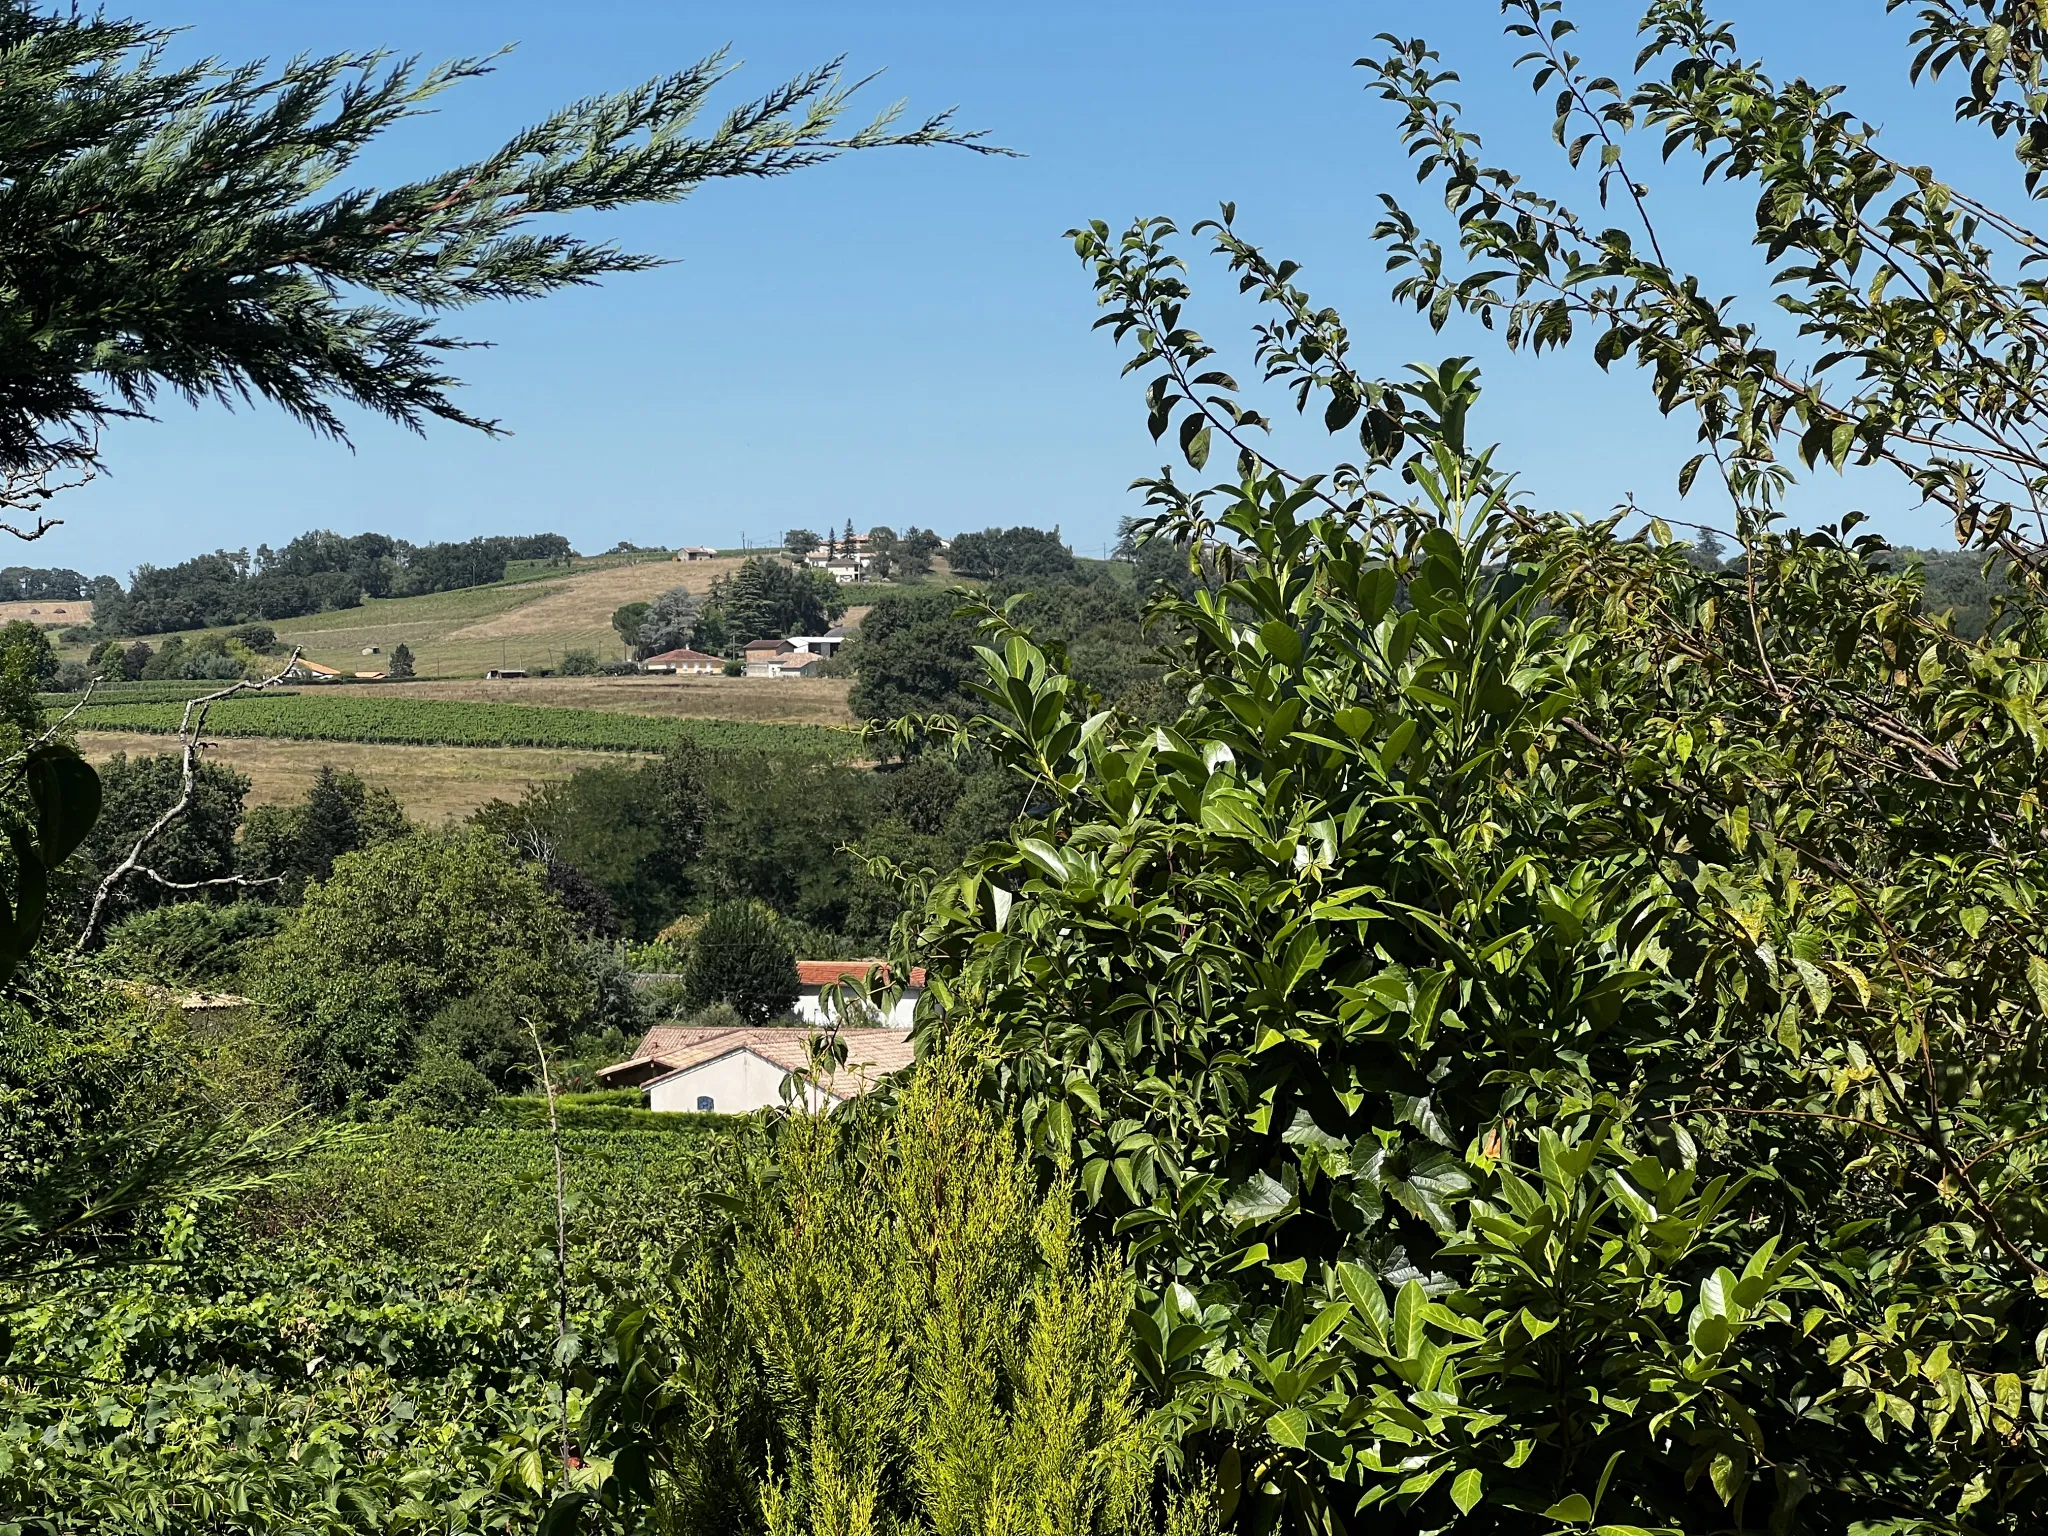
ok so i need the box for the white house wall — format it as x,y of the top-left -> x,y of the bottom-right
793,986 -> 920,1029
647,1050 -> 832,1115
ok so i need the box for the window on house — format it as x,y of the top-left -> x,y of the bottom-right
696,1095 -> 715,1112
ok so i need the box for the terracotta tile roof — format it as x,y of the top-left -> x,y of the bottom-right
596,1023 -> 741,1081
644,1027 -> 917,1102
796,959 -> 927,988
642,647 -> 723,665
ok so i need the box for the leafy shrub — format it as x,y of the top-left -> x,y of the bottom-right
96,900 -> 284,986
257,830 -> 593,1108
559,647 -> 600,676
420,995 -> 534,1091
577,1050 -> 1205,1532
385,1052 -> 497,1128
679,900 -> 798,1023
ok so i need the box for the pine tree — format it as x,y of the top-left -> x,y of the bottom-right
680,900 -> 797,1022
0,0 -> 1000,502
388,643 -> 415,679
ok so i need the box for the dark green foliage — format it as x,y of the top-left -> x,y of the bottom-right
482,1096 -> 723,1134
1,1119 -> 747,1528
0,0 -> 992,482
474,750 -> 701,938
693,753 -> 881,934
0,618 -> 54,735
385,1050 -> 497,1128
696,555 -> 843,646
560,647 -> 600,676
225,622 -> 276,652
847,587 -> 984,727
419,995 -> 534,1092
947,524 -> 1077,582
256,830 -> 592,1109
238,763 -> 409,902
82,752 -> 249,926
0,567 -> 85,601
680,900 -> 798,1022
611,601 -> 650,655
784,527 -> 821,561
849,577 -> 1173,736
388,642 -> 415,679
95,899 -> 284,986
97,532 -> 580,635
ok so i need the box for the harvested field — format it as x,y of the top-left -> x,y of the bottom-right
0,599 -> 91,626
76,732 -> 644,825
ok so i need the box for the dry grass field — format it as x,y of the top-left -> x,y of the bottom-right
258,556 -> 752,679
317,673 -> 856,726
78,731 -> 646,824
1,598 -> 91,626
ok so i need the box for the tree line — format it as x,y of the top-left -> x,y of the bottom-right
85,530 -> 574,637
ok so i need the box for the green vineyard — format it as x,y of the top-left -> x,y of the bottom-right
60,692 -> 860,757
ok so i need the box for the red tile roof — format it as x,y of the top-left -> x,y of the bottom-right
642,647 -> 723,665
796,959 -> 927,988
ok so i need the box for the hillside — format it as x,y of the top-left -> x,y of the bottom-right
62,554 -> 756,680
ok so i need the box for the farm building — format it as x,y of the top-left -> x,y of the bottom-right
675,546 -> 719,561
598,1022 -> 917,1115
786,628 -> 847,659
640,646 -> 723,675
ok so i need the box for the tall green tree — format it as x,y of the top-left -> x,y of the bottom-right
897,10 -> 2048,1521
81,752 -> 248,927
238,764 -> 409,902
0,0 -> 997,519
700,555 -> 843,645
680,899 -> 798,1022
257,828 -> 591,1109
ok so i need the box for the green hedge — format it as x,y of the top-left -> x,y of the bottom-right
482,1096 -> 731,1134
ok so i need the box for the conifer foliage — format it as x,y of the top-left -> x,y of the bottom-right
0,0 -> 999,481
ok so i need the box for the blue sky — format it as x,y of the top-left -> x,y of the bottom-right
43,1 -> 2004,577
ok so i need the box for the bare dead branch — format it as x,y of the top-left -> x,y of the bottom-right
75,648 -> 303,950
0,448 -> 98,542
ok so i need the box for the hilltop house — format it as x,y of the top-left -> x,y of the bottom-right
675,546 -> 719,562
640,646 -> 723,675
